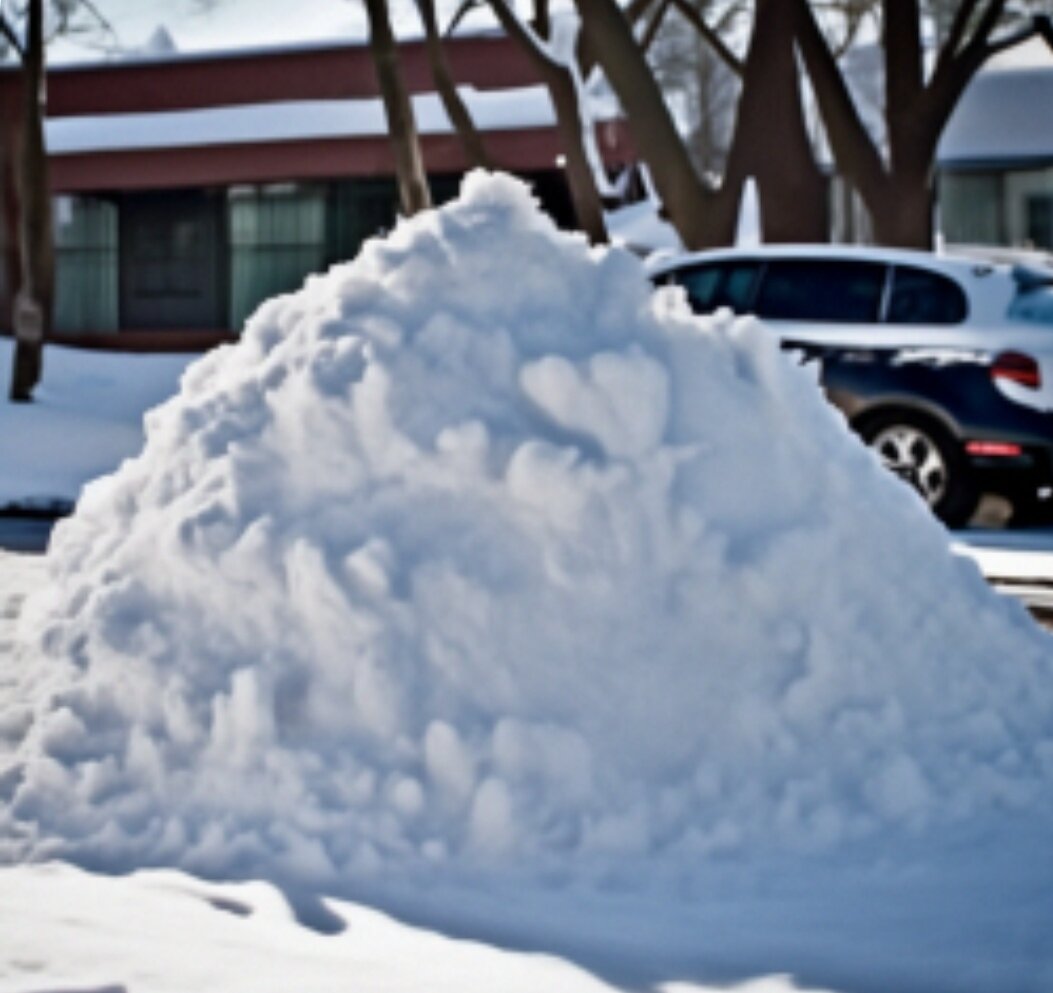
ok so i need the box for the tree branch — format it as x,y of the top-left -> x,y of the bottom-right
576,0 -> 660,79
638,0 -> 671,56
444,0 -> 483,37
943,0 -> 980,54
792,0 -> 888,202
66,0 -> 120,48
667,0 -> 743,76
0,12 -> 24,58
884,0 -> 923,113
488,0 -> 559,70
926,0 -> 1008,132
415,0 -> 492,168
983,14 -> 1053,59
532,0 -> 551,40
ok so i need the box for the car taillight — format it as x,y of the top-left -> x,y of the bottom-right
965,440 -> 1024,457
991,350 -> 1041,389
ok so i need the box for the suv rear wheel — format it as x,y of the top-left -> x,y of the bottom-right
859,412 -> 978,527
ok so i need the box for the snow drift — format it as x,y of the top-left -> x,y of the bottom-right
2,173 -> 1052,898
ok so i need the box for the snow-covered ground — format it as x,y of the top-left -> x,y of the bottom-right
1,174 -> 1052,993
0,341 -> 192,510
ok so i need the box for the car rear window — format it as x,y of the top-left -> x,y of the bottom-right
754,260 -> 885,322
668,261 -> 761,314
886,265 -> 967,324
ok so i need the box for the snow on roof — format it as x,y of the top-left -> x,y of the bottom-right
43,23 -> 505,71
120,25 -> 179,60
939,66 -> 1053,165
986,34 -> 1053,71
45,86 -> 556,155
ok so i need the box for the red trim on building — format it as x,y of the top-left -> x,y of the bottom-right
41,36 -> 542,117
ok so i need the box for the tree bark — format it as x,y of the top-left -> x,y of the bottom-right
10,0 -> 51,403
573,0 -> 717,248
0,107 -> 18,321
716,0 -> 828,243
868,170 -> 934,249
416,0 -> 493,170
364,0 -> 432,217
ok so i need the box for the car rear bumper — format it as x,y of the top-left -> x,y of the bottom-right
821,349 -> 1053,499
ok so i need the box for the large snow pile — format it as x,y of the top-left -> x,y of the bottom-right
2,174 -> 1052,906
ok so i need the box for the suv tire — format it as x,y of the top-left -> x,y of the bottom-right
859,411 -> 978,527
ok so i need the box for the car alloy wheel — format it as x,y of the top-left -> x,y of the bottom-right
859,412 -> 979,527
870,423 -> 948,506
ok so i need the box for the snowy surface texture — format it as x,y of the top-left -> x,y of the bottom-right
2,173 -> 1053,990
0,861 -> 829,993
0,341 -> 193,508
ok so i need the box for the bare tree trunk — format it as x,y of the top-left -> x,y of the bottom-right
416,0 -> 492,169
364,0 -> 432,217
0,113 -> 18,321
868,169 -> 934,248
488,0 -> 608,245
716,0 -> 828,243
544,63 -> 609,245
795,0 -> 1052,249
572,0 -> 717,248
10,0 -> 51,403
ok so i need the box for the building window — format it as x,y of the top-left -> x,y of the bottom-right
1026,194 -> 1053,250
53,195 -> 118,333
938,173 -> 1003,246
228,183 -> 327,330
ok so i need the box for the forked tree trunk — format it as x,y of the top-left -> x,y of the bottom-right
416,0 -> 492,170
364,0 -> 432,217
795,0 -> 1051,249
575,0 -> 828,248
716,0 -> 828,243
10,0 -> 51,403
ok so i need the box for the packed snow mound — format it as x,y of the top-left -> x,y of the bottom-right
3,173 -> 1052,891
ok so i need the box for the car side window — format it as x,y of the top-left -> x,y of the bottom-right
675,265 -> 722,311
886,266 -> 968,324
754,260 -> 886,322
718,263 -> 762,312
672,261 -> 760,314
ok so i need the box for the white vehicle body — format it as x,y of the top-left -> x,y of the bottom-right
650,244 -> 1053,525
649,244 -> 1053,412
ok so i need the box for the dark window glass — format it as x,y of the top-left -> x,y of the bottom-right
755,260 -> 885,322
719,263 -> 762,312
886,265 -> 968,324
1027,194 -> 1053,250
676,265 -> 722,311
671,261 -> 761,314
53,195 -> 118,333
